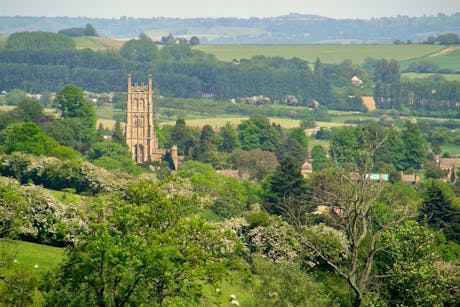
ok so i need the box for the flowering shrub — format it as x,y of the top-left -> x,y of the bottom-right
0,153 -> 124,194
0,176 -> 86,246
248,222 -> 301,262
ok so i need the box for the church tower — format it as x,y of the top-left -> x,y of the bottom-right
126,74 -> 163,163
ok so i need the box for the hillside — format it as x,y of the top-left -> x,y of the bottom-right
1,13 -> 460,44
194,44 -> 444,64
401,46 -> 460,72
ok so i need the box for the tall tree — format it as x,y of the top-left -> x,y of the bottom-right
398,121 -> 427,170
264,156 -> 310,225
218,122 -> 239,153
55,84 -> 96,144
302,139 -> 417,306
43,180 -> 232,306
418,180 -> 460,244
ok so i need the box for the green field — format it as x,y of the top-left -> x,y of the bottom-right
401,46 -> 460,72
160,116 -> 350,129
441,143 -> 460,156
73,36 -> 124,51
194,44 -> 444,64
402,72 -> 460,81
0,239 -> 64,271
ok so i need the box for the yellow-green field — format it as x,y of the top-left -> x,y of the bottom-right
73,36 -> 125,51
160,117 -> 349,129
194,44 -> 444,64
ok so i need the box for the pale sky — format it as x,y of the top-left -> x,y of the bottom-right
1,0 -> 460,19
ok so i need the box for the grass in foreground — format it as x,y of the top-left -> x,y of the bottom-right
0,239 -> 65,271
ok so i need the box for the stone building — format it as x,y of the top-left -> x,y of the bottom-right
126,74 -> 164,163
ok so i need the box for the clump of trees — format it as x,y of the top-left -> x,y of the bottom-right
58,24 -> 99,37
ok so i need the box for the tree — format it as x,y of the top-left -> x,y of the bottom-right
5,89 -> 27,106
302,138 -> 417,306
418,180 -> 460,244
377,221 -> 460,306
218,122 -> 239,153
193,124 -> 219,165
170,118 -> 196,157
189,36 -> 200,46
2,122 -> 59,156
55,84 -> 96,143
278,126 -> 309,162
112,119 -> 125,145
43,180 -> 232,306
10,97 -> 43,121
84,23 -> 99,36
120,37 -> 160,62
436,33 -> 459,45
236,149 -> 278,181
264,156 -> 311,225
311,144 -> 330,171
398,121 -> 427,170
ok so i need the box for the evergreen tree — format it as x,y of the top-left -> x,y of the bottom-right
418,180 -> 460,244
112,119 -> 125,146
264,156 -> 310,224
218,122 -> 239,153
311,144 -> 330,171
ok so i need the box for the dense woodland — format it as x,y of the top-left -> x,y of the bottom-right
1,28 -> 460,306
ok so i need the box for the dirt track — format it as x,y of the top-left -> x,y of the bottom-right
430,46 -> 459,57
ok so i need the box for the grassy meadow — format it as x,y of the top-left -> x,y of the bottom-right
194,44 -> 444,63
0,239 -> 64,271
400,46 -> 460,72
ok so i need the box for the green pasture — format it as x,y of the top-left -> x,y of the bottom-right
160,116 -> 350,129
194,44 -> 444,64
0,239 -> 64,271
401,47 -> 460,72
441,143 -> 460,157
402,72 -> 460,81
73,36 -> 124,51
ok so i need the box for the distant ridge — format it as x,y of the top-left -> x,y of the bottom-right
0,13 -> 459,44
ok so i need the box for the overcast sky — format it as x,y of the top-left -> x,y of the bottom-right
1,0 -> 460,19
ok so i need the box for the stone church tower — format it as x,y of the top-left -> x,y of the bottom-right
126,74 -> 163,163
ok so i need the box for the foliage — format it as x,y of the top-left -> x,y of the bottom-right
263,156 -> 312,225
0,176 -> 84,246
1,122 -> 59,156
0,153 -> 125,194
6,31 -> 76,50
303,142 -> 417,305
250,256 -> 328,306
177,161 -> 260,219
58,23 -> 99,37
236,149 -> 278,181
419,180 -> 460,244
55,84 -> 97,144
43,180 -> 236,306
119,36 -> 160,62
86,141 -> 141,174
311,144 -> 331,171
377,220 -> 460,306
4,89 -> 28,106
248,221 -> 301,262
